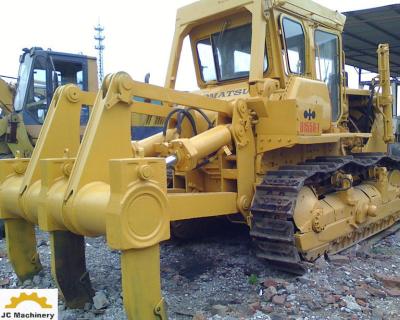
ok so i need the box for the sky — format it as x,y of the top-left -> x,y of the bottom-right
1,0 -> 399,90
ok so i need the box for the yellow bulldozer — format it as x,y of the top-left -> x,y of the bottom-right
0,0 -> 399,319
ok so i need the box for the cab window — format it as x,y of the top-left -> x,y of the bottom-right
197,38 -> 217,82
26,56 -> 48,124
315,30 -> 340,121
196,24 -> 268,83
53,60 -> 88,125
282,18 -> 306,74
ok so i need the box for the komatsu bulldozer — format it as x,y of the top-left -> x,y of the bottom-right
0,0 -> 399,319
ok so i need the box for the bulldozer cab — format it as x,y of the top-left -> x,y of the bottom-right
168,0 -> 345,122
13,47 -> 97,139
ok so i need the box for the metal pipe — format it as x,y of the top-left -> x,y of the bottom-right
66,182 -> 109,237
377,43 -> 394,143
0,175 -> 26,220
131,129 -> 176,157
165,155 -> 178,167
188,125 -> 231,160
170,125 -> 232,171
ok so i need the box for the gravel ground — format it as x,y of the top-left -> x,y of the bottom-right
1,222 -> 400,320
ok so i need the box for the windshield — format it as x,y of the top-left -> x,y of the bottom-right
14,54 -> 33,111
197,24 -> 268,82
315,30 -> 340,121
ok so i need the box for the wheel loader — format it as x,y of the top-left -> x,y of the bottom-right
0,0 -> 398,319
0,47 -> 98,238
0,77 -> 14,116
6,47 -> 99,156
0,48 -> 164,238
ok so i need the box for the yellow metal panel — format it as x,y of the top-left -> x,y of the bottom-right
177,0 -> 254,27
298,132 -> 371,144
168,192 -> 238,221
121,246 -> 167,320
87,58 -> 99,91
131,81 -> 233,116
0,78 -> 13,114
269,0 -> 346,31
256,100 -> 298,135
346,88 -> 370,97
130,101 -> 171,118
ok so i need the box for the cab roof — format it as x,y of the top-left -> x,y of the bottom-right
176,0 -> 346,31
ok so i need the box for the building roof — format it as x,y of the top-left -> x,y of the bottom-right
343,4 -> 400,77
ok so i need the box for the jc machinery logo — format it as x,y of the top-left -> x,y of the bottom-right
0,289 -> 58,319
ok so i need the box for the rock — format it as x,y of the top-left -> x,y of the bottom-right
84,302 -> 91,311
249,302 -> 261,312
354,288 -> 368,300
371,308 -> 385,320
306,300 -> 322,311
314,256 -> 329,270
269,313 -> 284,320
199,274 -> 209,281
263,278 -> 278,288
0,278 -> 10,286
296,276 -> 316,286
22,279 -> 32,287
284,302 -> 292,308
92,291 -> 109,310
284,283 -> 295,294
342,285 -> 350,294
41,279 -> 51,288
58,301 -> 66,311
356,299 -> 368,308
172,274 -> 186,285
384,288 -> 400,297
374,273 -> 400,289
32,275 -> 41,286
365,277 -> 375,284
286,294 -> 296,302
37,239 -> 48,247
252,311 -> 272,320
192,312 -> 206,320
342,295 -> 362,312
366,285 -> 387,298
286,306 -> 297,315
272,295 -> 286,305
328,254 -> 349,265
211,304 -> 228,316
324,295 -> 336,304
356,299 -> 367,307
91,309 -> 105,315
264,286 -> 277,302
263,305 -> 274,314
277,289 -> 287,295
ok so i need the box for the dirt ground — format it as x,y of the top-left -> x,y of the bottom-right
0,222 -> 400,320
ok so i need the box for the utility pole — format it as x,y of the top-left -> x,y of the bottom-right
94,23 -> 105,84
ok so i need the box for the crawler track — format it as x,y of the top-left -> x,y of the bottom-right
250,153 -> 400,275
